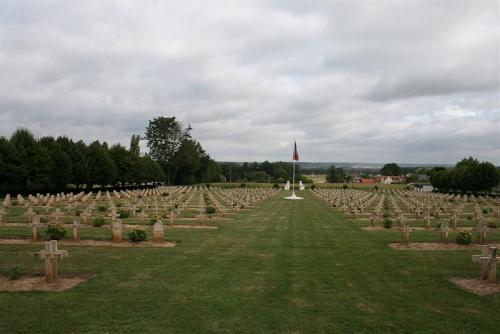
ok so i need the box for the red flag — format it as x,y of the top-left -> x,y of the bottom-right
292,141 -> 299,161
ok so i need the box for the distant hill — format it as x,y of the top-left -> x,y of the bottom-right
297,162 -> 453,170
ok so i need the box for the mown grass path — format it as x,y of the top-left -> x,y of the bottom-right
1,191 -> 499,333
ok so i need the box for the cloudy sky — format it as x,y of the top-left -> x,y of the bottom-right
1,1 -> 499,164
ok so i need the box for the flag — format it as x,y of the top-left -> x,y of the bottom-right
292,141 -> 299,161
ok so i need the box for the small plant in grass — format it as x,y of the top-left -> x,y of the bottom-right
342,184 -> 348,190
4,266 -> 22,280
487,221 -> 497,229
75,209 -> 82,216
383,218 -> 393,229
206,206 -> 216,214
97,205 -> 107,212
119,210 -> 130,218
240,183 -> 246,188
482,208 -> 489,215
383,213 -> 390,218
456,231 -> 472,245
39,216 -> 48,224
162,192 -> 169,197
467,216 -> 472,221
92,217 -> 106,227
116,202 -> 122,208
128,229 -> 147,242
373,185 -> 379,191
174,204 -> 179,209
206,183 -> 211,188
272,183 -> 279,189
149,218 -> 157,225
310,184 -> 316,190
45,221 -> 66,240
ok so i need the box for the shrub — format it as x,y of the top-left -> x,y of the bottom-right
128,229 -> 147,242
119,210 -> 130,219
162,192 -> 169,197
311,184 -> 316,190
482,208 -> 489,215
383,213 -> 390,218
240,183 -> 246,188
39,216 -> 48,224
405,186 -> 411,190
342,184 -> 348,190
373,185 -> 379,191
456,231 -> 472,245
149,218 -> 157,225
206,206 -> 216,214
272,183 -> 279,189
5,266 -> 22,280
467,216 -> 472,221
487,221 -> 497,229
97,205 -> 107,212
45,221 -> 66,240
115,202 -> 122,208
75,209 -> 82,216
206,183 -> 211,188
92,217 -> 106,227
383,218 -> 393,229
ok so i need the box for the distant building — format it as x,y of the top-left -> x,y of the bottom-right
373,175 -> 406,184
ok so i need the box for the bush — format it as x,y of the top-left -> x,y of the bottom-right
342,184 -> 348,190
206,206 -> 216,214
92,217 -> 106,227
272,183 -> 279,189
383,218 -> 393,229
467,216 -> 472,221
39,216 -> 48,224
456,231 -> 472,245
487,221 -> 497,229
240,183 -> 246,188
97,205 -> 107,212
75,209 -> 82,216
4,266 -> 22,280
45,221 -> 66,240
206,183 -> 211,188
162,192 -> 169,197
149,218 -> 157,225
128,229 -> 147,242
383,213 -> 390,218
482,208 -> 489,215
119,210 -> 130,219
373,185 -> 379,191
115,202 -> 122,207
311,184 -> 316,190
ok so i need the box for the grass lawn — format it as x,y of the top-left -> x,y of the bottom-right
1,191 -> 499,333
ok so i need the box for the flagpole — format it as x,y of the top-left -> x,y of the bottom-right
292,158 -> 296,196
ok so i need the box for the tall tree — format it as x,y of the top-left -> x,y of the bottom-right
129,134 -> 141,157
144,117 -> 191,184
381,163 -> 401,176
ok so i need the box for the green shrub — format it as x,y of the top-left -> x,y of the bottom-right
4,266 -> 22,280
119,210 -> 130,219
311,184 -> 316,190
342,184 -> 348,190
467,216 -> 472,220
272,183 -> 279,189
92,217 -> 106,227
39,216 -> 48,224
97,205 -> 107,212
487,221 -> 497,229
206,183 -> 211,188
45,221 -> 66,240
373,185 -> 379,191
128,229 -> 147,242
162,192 -> 169,197
115,202 -> 122,207
383,213 -> 390,218
240,183 -> 246,188
174,204 -> 179,209
206,206 -> 216,214
383,218 -> 393,229
482,208 -> 489,215
75,209 -> 82,216
149,218 -> 157,225
456,231 -> 472,245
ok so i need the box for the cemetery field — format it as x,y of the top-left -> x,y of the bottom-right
1,191 -> 500,333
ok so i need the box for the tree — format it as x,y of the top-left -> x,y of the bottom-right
86,141 -> 117,189
171,139 -> 202,185
381,163 -> 401,176
144,117 -> 191,184
129,134 -> 141,157
326,165 -> 346,183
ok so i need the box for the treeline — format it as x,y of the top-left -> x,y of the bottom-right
0,128 -> 164,194
217,161 -> 307,183
429,157 -> 499,193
